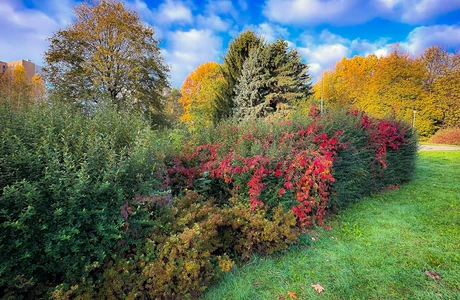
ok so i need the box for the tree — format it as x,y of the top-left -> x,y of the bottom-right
233,38 -> 311,120
179,62 -> 227,129
420,46 -> 460,129
0,65 -> 34,110
221,30 -> 264,115
163,87 -> 183,123
233,49 -> 266,119
44,0 -> 169,113
313,55 -> 378,109
30,74 -> 46,103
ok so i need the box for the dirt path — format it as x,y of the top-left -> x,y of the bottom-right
418,144 -> 460,151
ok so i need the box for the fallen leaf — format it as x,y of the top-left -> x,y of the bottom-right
279,297 -> 285,300
312,284 -> 325,293
424,270 -> 441,280
252,281 -> 261,287
287,291 -> 297,299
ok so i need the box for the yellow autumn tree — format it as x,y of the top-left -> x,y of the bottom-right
420,46 -> 460,129
179,62 -> 227,129
314,45 -> 460,136
366,48 -> 425,119
44,0 -> 168,113
313,55 -> 378,109
0,65 -> 33,110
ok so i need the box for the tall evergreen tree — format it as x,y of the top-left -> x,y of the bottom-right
233,49 -> 266,119
221,30 -> 264,115
233,38 -> 312,120
261,39 -> 311,107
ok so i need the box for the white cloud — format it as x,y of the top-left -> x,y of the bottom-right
238,0 -> 248,11
263,0 -> 460,25
319,29 -> 349,45
298,44 -> 351,79
197,14 -> 231,32
164,29 -> 223,87
402,25 -> 460,54
296,29 -> 392,81
131,0 -> 156,21
382,0 -> 460,23
263,0 -> 375,25
250,23 -> 289,43
205,0 -> 236,14
374,48 -> 389,57
155,0 -> 193,24
350,38 -> 390,56
0,2 -> 57,36
204,0 -> 241,21
0,0 -> 75,66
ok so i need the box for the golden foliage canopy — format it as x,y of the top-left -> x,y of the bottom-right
179,62 -> 227,129
314,46 -> 459,137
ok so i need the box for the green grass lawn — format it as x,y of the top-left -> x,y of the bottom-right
203,151 -> 460,299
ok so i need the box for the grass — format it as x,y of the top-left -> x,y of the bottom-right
203,151 -> 460,299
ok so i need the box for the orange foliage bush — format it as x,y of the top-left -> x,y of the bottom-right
52,191 -> 298,299
428,128 -> 460,145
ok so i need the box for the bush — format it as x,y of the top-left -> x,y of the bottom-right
1,102 -> 417,299
0,103 -> 167,297
166,106 -> 417,222
51,191 -> 298,299
428,128 -> 460,145
321,109 -> 417,210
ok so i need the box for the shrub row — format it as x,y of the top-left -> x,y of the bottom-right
167,106 -> 417,216
0,103 -> 417,299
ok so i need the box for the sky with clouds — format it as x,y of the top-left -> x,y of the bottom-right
1,0 -> 460,87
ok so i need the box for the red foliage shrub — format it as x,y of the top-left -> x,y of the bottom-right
167,107 -> 412,228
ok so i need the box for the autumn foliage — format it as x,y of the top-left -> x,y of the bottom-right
167,106 -> 415,229
428,127 -> 460,145
179,62 -> 227,129
0,65 -> 46,109
315,46 -> 459,137
1,100 -> 416,299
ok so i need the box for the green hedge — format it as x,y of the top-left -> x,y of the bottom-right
0,103 -> 167,297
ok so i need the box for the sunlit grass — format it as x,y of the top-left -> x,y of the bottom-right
203,151 -> 460,299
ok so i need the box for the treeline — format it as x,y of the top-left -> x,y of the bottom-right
314,46 -> 460,137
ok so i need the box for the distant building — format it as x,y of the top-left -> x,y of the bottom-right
0,59 -> 43,81
0,61 -> 7,75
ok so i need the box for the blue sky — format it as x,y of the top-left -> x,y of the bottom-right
1,0 -> 460,88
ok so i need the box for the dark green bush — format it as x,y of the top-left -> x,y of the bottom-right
0,103 -> 167,297
318,109 -> 417,211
